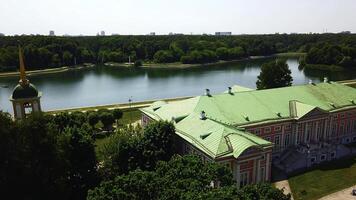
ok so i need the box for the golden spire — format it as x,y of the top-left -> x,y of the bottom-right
18,46 -> 28,86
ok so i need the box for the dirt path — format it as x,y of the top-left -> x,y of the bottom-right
318,185 -> 356,200
274,180 -> 294,200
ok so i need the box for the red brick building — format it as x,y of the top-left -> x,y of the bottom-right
140,82 -> 356,186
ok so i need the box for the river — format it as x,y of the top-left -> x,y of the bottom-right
1,57 -> 356,113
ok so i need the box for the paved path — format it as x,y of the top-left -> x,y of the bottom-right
274,180 -> 294,200
318,185 -> 356,200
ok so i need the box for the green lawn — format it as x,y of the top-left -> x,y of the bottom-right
289,157 -> 356,200
117,109 -> 142,127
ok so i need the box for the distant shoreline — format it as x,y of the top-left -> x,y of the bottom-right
0,53 -> 303,78
0,64 -> 95,78
106,55 -> 273,69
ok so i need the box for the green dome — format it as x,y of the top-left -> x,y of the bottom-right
12,83 -> 39,99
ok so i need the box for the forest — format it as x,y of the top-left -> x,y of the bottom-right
0,33 -> 356,72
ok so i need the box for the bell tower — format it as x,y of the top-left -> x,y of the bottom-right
9,46 -> 42,120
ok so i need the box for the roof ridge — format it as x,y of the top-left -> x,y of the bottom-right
210,118 -> 270,148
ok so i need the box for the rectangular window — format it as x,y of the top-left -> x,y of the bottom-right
320,154 -> 326,161
330,152 -> 336,158
345,120 -> 350,134
240,172 -> 249,187
275,135 -> 280,146
259,167 -> 265,182
285,124 -> 291,130
264,127 -> 271,134
298,124 -> 303,130
340,114 -> 345,119
340,122 -> 345,135
285,134 -> 290,147
306,126 -> 312,142
274,126 -> 281,132
256,129 -> 261,135
296,132 -> 300,145
310,157 -> 316,163
264,137 -> 271,142
332,124 -> 337,136
316,123 -> 321,140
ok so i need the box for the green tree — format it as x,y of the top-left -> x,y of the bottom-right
153,50 -> 175,63
0,112 -> 99,200
88,155 -> 290,200
112,109 -> 123,125
98,121 -> 175,178
256,59 -> 293,89
99,112 -> 115,130
216,47 -> 230,60
63,51 -> 73,66
141,121 -> 175,170
88,112 -> 100,127
134,60 -> 143,67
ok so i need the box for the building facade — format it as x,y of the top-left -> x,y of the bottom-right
140,82 -> 356,187
215,32 -> 232,36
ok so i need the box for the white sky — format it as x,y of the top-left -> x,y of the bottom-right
0,0 -> 355,35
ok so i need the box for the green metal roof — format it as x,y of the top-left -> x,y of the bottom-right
174,113 -> 272,159
140,82 -> 356,159
10,83 -> 40,100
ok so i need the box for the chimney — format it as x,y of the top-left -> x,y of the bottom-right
228,87 -> 232,94
323,77 -> 328,83
205,89 -> 211,96
200,111 -> 206,120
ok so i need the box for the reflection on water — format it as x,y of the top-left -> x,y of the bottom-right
1,58 -> 355,112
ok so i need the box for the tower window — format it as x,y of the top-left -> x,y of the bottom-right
23,102 -> 33,114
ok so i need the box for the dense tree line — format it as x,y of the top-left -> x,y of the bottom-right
1,33 -> 356,71
304,42 -> 356,68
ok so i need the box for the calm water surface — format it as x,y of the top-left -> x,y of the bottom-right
1,58 -> 356,112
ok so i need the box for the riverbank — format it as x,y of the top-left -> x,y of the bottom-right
0,64 -> 95,78
274,52 -> 306,58
106,56 -> 273,69
0,53 -> 303,77
304,64 -> 345,71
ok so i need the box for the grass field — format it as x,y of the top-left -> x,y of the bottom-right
304,63 -> 344,71
289,156 -> 356,200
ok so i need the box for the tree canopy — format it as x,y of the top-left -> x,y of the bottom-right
88,155 -> 291,200
1,33 -> 356,71
256,59 -> 293,89
0,111 -> 99,200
